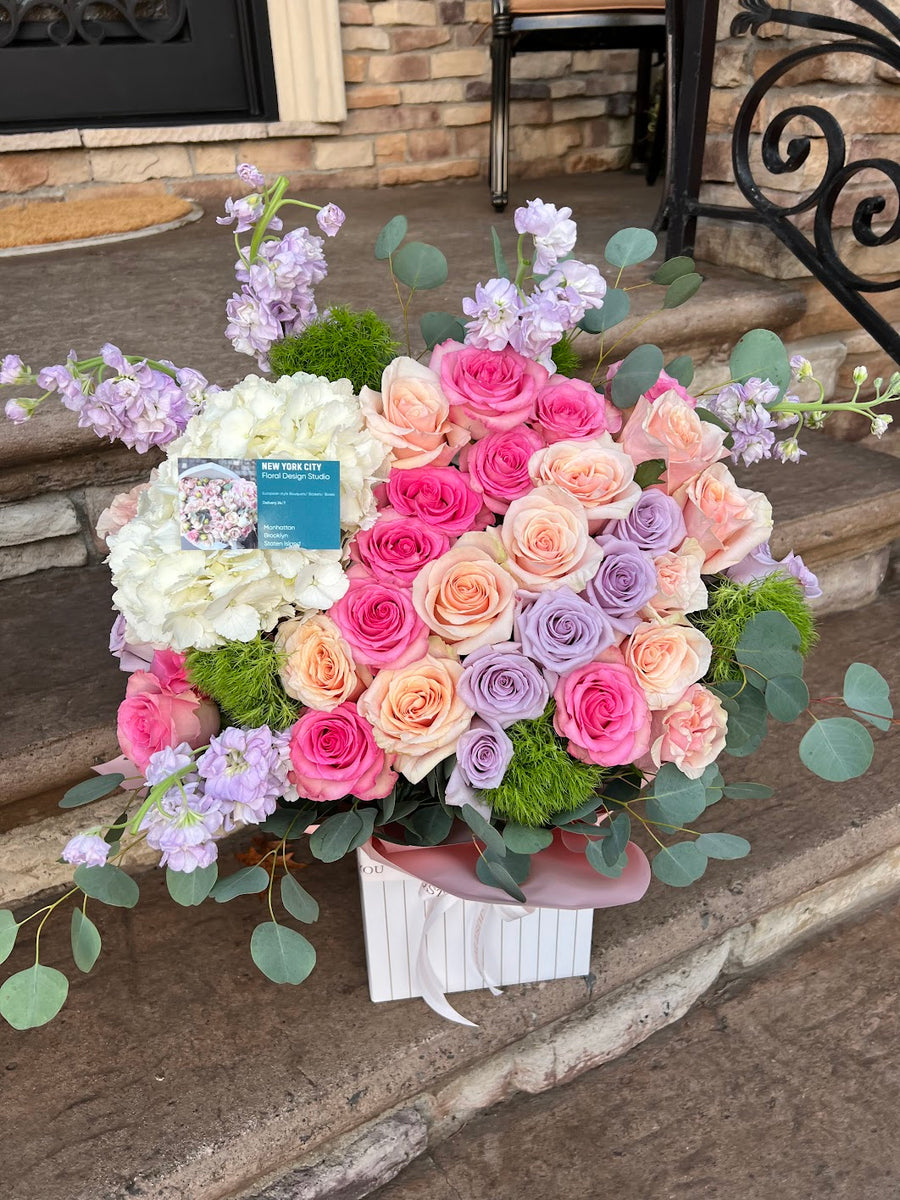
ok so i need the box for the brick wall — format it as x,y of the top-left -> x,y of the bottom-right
0,1 -> 639,205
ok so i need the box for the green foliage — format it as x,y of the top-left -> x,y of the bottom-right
374,214 -> 407,260
280,874 -> 319,924
610,343 -> 664,408
579,287 -> 629,333
166,864 -> 217,907
730,327 -> 791,402
73,863 -> 139,908
392,241 -> 448,290
421,311 -> 465,349
799,717 -> 874,782
843,663 -> 893,731
186,635 -> 299,732
268,306 -> 398,394
481,705 -> 604,827
309,809 -> 375,862
0,912 -> 17,966
0,965 -> 69,1030
651,841 -> 708,887
643,762 -> 707,825
692,575 -> 817,684
550,332 -> 581,378
70,909 -> 101,973
604,227 -> 658,269
250,921 -> 316,984
213,865 -> 270,903
60,773 -> 124,809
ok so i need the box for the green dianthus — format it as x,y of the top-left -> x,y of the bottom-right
481,704 -> 604,827
550,332 -> 581,378
185,636 -> 299,731
691,574 -> 818,684
268,306 -> 398,393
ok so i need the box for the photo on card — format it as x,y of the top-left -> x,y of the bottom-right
177,458 -> 259,551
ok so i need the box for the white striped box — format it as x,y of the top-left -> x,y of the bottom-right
357,846 -> 594,1004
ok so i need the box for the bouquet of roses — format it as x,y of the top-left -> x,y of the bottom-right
0,167 -> 895,1030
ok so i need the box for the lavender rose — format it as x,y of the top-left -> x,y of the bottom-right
515,587 -> 615,679
583,535 -> 658,634
458,643 -> 549,728
605,487 -> 686,554
456,718 -> 514,789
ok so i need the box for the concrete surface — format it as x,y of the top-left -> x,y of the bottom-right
373,895 -> 900,1200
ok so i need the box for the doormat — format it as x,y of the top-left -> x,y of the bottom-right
0,194 -> 199,251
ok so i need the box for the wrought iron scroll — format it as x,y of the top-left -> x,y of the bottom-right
0,1 -> 187,48
730,0 -> 900,364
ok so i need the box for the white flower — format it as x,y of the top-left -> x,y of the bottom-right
108,373 -> 391,651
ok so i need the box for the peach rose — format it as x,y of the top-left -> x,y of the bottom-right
500,483 -> 604,592
618,392 -> 727,493
361,356 -> 469,470
528,435 -> 641,532
623,620 -> 712,710
673,462 -> 773,574
96,479 -> 152,545
358,647 -> 473,783
642,537 -> 708,621
649,683 -> 728,779
412,530 -> 517,654
275,614 -> 365,711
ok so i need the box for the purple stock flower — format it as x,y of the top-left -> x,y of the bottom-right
462,278 -> 524,351
774,437 -> 806,464
707,380 -> 779,467
726,539 -> 821,600
539,259 -> 607,323
61,833 -> 110,868
0,354 -> 26,385
583,535 -> 658,634
514,198 -> 577,274
5,398 -> 31,424
144,742 -> 197,787
217,194 -> 265,234
237,162 -> 266,189
79,349 -> 193,453
455,718 -> 513,790
316,203 -> 346,237
37,354 -> 85,410
197,726 -> 286,830
458,643 -> 549,728
508,292 -> 568,369
514,587 -> 614,679
139,780 -> 223,873
605,488 -> 686,554
225,287 -> 282,368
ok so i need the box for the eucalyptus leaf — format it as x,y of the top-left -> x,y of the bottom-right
702,764 -> 726,805
610,343 -> 664,409
585,837 -> 627,877
604,226 -> 658,269
578,287 -> 629,333
250,922 -> 316,985
694,833 -> 751,860
664,272 -> 703,308
475,853 -> 526,901
736,611 -> 804,689
460,804 -> 506,857
799,717 -> 874,782
634,458 -> 666,488
644,762 -> 707,825
402,804 -> 453,847
665,355 -> 694,387
491,226 -> 510,279
694,406 -> 731,433
651,842 -> 708,887
722,782 -> 774,801
104,809 -> 129,847
280,874 -> 319,924
60,774 -> 125,810
602,813 -> 631,866
0,911 -> 18,966
843,662 -> 893,731
73,863 -> 139,909
309,810 -> 364,863
0,965 -> 69,1029
718,681 -> 768,755
260,808 -> 311,839
551,794 -> 603,825
502,824 -> 553,854
349,807 -> 377,853
379,789 -> 397,825
729,328 -> 791,401
70,908 -> 102,973
166,863 -> 217,907
212,865 -> 270,903
652,255 -> 695,284
420,311 -> 465,348
392,241 -> 448,291
374,214 -> 407,260
765,675 -> 810,723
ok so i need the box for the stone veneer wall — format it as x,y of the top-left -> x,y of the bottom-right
0,0 -> 639,207
696,0 -> 900,420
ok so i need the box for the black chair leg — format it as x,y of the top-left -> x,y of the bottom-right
632,43 -> 653,168
490,10 -> 512,212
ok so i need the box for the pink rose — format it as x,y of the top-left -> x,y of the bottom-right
430,339 -> 548,436
116,671 -> 220,771
96,478 -> 153,545
642,538 -> 708,621
648,683 -> 728,779
412,530 -> 518,654
623,620 -> 712,710
606,364 -> 697,409
500,483 -> 603,591
528,436 -> 641,531
459,426 -> 544,516
553,660 -> 651,766
350,508 -> 451,589
618,392 -> 727,493
360,355 -> 469,469
148,649 -> 192,694
288,702 -> 396,802
535,375 -> 622,442
329,576 -> 430,670
673,462 -> 773,573
385,465 -> 488,537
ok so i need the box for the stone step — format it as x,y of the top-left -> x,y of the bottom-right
1,586 -> 899,1200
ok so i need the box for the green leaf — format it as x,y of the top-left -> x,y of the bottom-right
717,680 -> 768,755
499,849 -> 532,884
736,611 -> 804,690
634,458 -> 666,488
392,241 -> 448,291
694,406 -> 732,433
60,774 -> 124,809
695,833 -> 751,860
644,762 -> 708,825
70,908 -> 101,973
702,764 -> 726,805
378,789 -> 397,825
490,226 -> 510,279
401,804 -> 453,847
799,717 -> 874,782
166,863 -> 217,907
765,675 -> 810,723
610,343 -> 664,409
374,214 -> 407,260
212,865 -> 270,903
843,662 -> 893,732
665,355 -> 694,387
309,810 -> 365,863
585,837 -> 627,877
280,873 -> 319,924
502,824 -> 553,854
604,226 -> 658,269
349,806 -> 377,853
420,311 -> 465,349
602,813 -> 631,866
73,863 -> 139,909
722,782 -> 774,801
578,287 -> 629,333
250,922 -> 316,985
460,804 -> 506,856
729,328 -> 791,401
663,272 -> 703,309
0,965 -> 69,1029
652,842 -> 708,887
0,912 -> 18,966
652,255 -> 695,285
475,853 -> 526,902
104,809 -> 129,847
260,808 -> 311,839
552,795 -> 603,825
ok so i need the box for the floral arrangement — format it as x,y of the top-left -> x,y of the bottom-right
0,170 -> 895,1031
178,474 -> 258,549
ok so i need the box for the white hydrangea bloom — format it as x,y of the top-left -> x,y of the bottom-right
108,373 -> 391,651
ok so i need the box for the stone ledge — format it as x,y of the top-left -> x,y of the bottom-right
0,122 -> 342,155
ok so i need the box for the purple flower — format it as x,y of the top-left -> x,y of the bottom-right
515,586 -> 614,679
0,354 -> 26,385
458,643 -> 549,728
217,194 -> 265,234
316,203 -> 346,237
508,292 -> 568,369
707,380 -> 778,467
61,833 -> 110,868
139,780 -> 223,873
463,278 -> 524,352
37,355 -> 85,410
583,535 -> 658,634
455,718 -> 513,790
79,352 -> 193,453
109,615 -> 155,673
605,488 -> 686,554
144,742 -> 197,787
539,259 -> 606,323
197,726 -> 286,830
726,539 -> 821,600
225,287 -> 282,368
237,162 -> 266,189
175,366 -> 215,406
514,198 -> 577,274
4,398 -> 31,424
